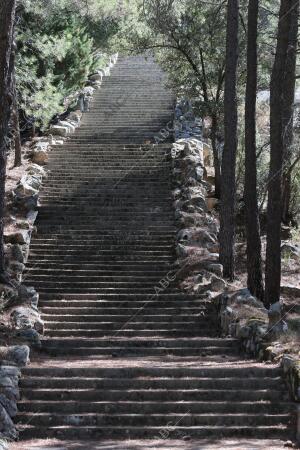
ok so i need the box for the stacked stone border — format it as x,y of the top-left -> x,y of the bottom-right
0,54 -> 118,445
172,99 -> 300,442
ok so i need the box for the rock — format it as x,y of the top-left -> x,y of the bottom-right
0,394 -> 17,417
14,175 -> 39,197
58,120 -> 76,133
210,276 -> 226,292
268,302 -> 287,336
237,325 -> 251,339
68,110 -> 82,123
206,263 -> 223,277
206,197 -> 218,211
33,141 -> 49,152
281,284 -> 300,297
27,210 -> 38,225
27,163 -> 47,178
4,346 -> 30,366
281,354 -> 298,374
11,306 -> 34,329
0,285 -> 18,308
0,378 -> 14,389
230,288 -> 265,309
31,148 -> 49,165
17,329 -> 41,347
50,125 -> 69,137
4,230 -> 30,245
0,438 -> 8,450
82,86 -> 94,96
0,404 -> 17,439
8,261 -> 25,276
281,243 -> 299,260
34,317 -> 44,334
89,72 -> 103,82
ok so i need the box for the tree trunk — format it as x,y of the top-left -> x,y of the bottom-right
244,0 -> 264,301
281,0 -> 299,224
12,77 -> 22,167
211,112 -> 221,199
219,0 -> 239,281
265,0 -> 296,307
0,0 -> 17,274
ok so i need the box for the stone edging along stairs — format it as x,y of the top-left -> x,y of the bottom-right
15,56 -> 294,443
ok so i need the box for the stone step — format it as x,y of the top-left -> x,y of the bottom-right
18,400 -> 292,415
19,388 -> 285,402
21,375 -> 281,390
17,412 -> 290,428
42,314 -> 208,322
17,425 -> 290,440
45,329 -> 213,337
39,300 -> 208,307
40,338 -> 231,349
40,347 -> 238,357
22,366 -> 283,378
43,322 -> 211,331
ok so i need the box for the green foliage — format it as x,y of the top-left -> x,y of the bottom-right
16,0 -> 122,129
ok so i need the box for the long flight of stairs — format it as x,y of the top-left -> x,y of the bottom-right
16,56 -> 293,445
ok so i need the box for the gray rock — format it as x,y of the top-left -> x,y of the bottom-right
5,346 -> 30,367
31,148 -> 49,165
0,367 -> 20,378
268,302 -> 286,335
281,243 -> 299,260
58,120 -> 76,133
27,163 -> 47,178
0,404 -> 17,439
11,306 -> 34,329
0,394 -> 17,417
0,438 -> 8,450
0,285 -> 18,308
4,230 -> 30,245
230,288 -> 265,309
0,386 -> 20,402
11,244 -> 24,264
50,125 -> 69,137
210,276 -> 226,292
206,263 -> 223,277
17,329 -> 41,347
8,261 -> 25,275
68,110 -> 82,123
281,284 -> 300,297
0,378 -> 14,389
34,317 -> 44,334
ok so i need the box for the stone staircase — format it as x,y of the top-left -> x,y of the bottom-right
16,56 -> 293,445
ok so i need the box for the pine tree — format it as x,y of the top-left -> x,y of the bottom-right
219,0 -> 239,280
265,0 -> 298,307
0,0 -> 17,274
244,0 -> 264,301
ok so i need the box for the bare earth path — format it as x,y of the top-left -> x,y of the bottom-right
11,56 -> 294,449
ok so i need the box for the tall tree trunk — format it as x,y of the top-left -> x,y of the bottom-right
211,112 -> 222,199
244,0 -> 264,301
219,0 -> 239,280
281,1 -> 299,225
0,0 -> 17,274
265,0 -> 296,307
12,76 -> 22,167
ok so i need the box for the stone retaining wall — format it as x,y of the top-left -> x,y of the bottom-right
173,98 -> 300,441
